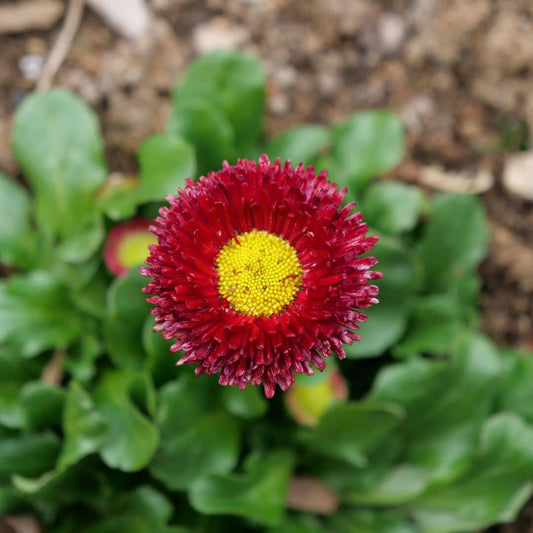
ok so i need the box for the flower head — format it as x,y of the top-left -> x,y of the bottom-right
141,155 -> 381,397
104,218 -> 157,276
284,363 -> 349,426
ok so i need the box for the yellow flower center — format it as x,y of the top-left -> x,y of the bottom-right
216,230 -> 303,317
117,230 -> 157,269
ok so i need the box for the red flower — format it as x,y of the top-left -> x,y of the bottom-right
141,155 -> 381,397
104,218 -> 157,276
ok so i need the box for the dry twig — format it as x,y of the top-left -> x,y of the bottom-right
36,0 -> 85,92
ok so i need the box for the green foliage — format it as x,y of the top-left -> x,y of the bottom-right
418,193 -> 489,291
265,125 -> 331,164
0,50 -> 530,533
149,378 -> 240,491
0,271 -> 83,357
100,134 -> 195,220
11,89 -> 107,261
189,450 -> 294,526
363,181 -> 425,235
306,402 -> 403,467
0,172 -> 36,268
412,414 -> 533,533
330,110 -> 405,195
346,235 -> 421,358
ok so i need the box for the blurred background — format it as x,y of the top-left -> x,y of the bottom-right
0,1 -> 532,531
0,0 -> 531,350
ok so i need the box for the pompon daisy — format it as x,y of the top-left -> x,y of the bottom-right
141,155 -> 381,398
104,218 -> 157,276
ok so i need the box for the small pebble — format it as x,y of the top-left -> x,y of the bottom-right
18,53 -> 45,81
377,12 -> 407,54
503,152 -> 533,201
193,18 -> 250,54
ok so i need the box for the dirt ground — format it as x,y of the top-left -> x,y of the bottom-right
0,0 -> 532,530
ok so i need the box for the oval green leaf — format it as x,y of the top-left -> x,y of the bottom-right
11,89 -> 107,260
418,193 -> 489,291
331,111 -> 405,193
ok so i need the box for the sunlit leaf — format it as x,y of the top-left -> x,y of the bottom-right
11,89 -> 107,261
168,101 -> 235,176
331,111 -> 404,193
418,194 -> 489,291
266,125 -> 331,165
363,182 -> 424,235
173,50 -> 265,154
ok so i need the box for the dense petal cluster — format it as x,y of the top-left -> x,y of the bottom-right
141,155 -> 381,397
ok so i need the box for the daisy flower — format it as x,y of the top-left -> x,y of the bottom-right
141,155 -> 381,397
104,218 -> 157,276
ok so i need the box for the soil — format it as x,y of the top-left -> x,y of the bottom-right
0,0 -> 532,531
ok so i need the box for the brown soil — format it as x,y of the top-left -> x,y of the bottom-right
0,0 -> 532,530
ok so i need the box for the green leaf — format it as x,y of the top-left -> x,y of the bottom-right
393,294 -> 464,358
309,437 -> 403,500
0,349 -> 40,428
363,182 -> 424,235
99,136 -> 195,220
271,514 -> 329,533
221,385 -> 268,420
63,335 -> 102,382
329,509 -> 418,533
345,236 -> 420,358
142,315 -> 177,387
0,484 -> 24,516
265,125 -> 331,165
345,464 -> 428,505
330,111 -> 405,193
369,334 -> 502,481
168,101 -> 235,176
173,50 -> 265,154
0,271 -> 83,357
307,402 -> 403,467
418,194 -> 489,291
189,449 -> 294,526
447,271 -> 482,325
86,485 -> 190,533
58,382 -> 109,469
95,370 -> 159,472
19,381 -> 65,432
11,89 -> 107,261
498,349 -> 533,424
53,253 -> 102,292
55,218 -> 105,263
138,134 -> 196,199
86,519 -> 188,533
105,269 -> 149,367
149,378 -> 240,491
116,486 -> 173,525
12,460 -> 110,518
0,172 -> 36,268
412,414 -> 533,533
0,433 -> 59,482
